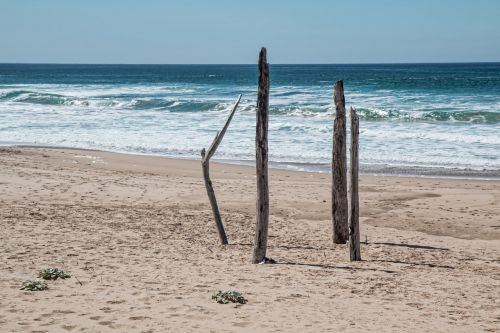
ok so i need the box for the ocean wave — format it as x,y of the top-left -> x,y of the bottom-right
6,90 -> 77,105
0,90 -> 80,105
0,90 -> 224,112
356,108 -> 500,124
1,88 -> 499,124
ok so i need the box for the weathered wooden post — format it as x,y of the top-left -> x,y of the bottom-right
332,80 -> 349,244
201,94 -> 242,245
349,107 -> 361,260
252,47 -> 270,263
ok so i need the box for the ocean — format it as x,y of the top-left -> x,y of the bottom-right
1,63 -> 499,178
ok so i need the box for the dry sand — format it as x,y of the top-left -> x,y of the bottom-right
0,147 -> 499,332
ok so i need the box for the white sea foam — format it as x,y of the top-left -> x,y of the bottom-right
0,81 -> 499,173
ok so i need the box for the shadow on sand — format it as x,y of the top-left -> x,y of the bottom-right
275,261 -> 398,274
373,242 -> 449,251
370,259 -> 454,269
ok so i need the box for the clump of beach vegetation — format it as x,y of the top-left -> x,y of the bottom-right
38,268 -> 71,280
212,290 -> 248,304
20,280 -> 48,291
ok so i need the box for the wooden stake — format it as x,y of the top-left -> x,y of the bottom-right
252,47 -> 270,263
349,107 -> 361,261
332,80 -> 349,244
201,94 -> 242,245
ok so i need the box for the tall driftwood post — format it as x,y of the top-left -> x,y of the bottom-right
201,94 -> 242,245
332,80 -> 349,244
349,107 -> 361,260
252,47 -> 270,263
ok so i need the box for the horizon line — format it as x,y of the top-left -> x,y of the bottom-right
1,61 -> 500,66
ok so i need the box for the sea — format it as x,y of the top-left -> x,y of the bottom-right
1,63 -> 499,178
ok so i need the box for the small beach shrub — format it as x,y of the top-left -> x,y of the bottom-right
20,280 -> 48,291
212,290 -> 247,304
38,268 -> 71,280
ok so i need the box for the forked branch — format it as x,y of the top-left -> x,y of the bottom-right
201,94 -> 242,244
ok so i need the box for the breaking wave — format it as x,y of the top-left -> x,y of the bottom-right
355,108 -> 500,124
2,89 -> 498,124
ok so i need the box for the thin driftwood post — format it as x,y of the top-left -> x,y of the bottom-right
201,94 -> 242,245
332,80 -> 349,244
349,107 -> 361,261
252,47 -> 270,263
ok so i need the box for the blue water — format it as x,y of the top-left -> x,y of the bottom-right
1,63 -> 499,176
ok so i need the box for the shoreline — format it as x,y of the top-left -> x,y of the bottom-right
3,143 -> 500,181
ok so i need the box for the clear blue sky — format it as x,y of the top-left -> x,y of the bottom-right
1,0 -> 499,64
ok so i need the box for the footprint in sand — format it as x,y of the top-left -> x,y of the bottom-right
106,299 -> 126,304
99,307 -> 115,313
233,321 -> 252,328
129,316 -> 151,320
60,324 -> 76,331
98,320 -> 114,327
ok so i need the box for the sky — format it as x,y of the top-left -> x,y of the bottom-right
1,0 -> 499,64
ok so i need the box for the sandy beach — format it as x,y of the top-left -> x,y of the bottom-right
0,147 -> 499,332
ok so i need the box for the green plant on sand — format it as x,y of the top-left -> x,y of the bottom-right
212,290 -> 248,304
20,280 -> 48,291
38,268 -> 71,280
